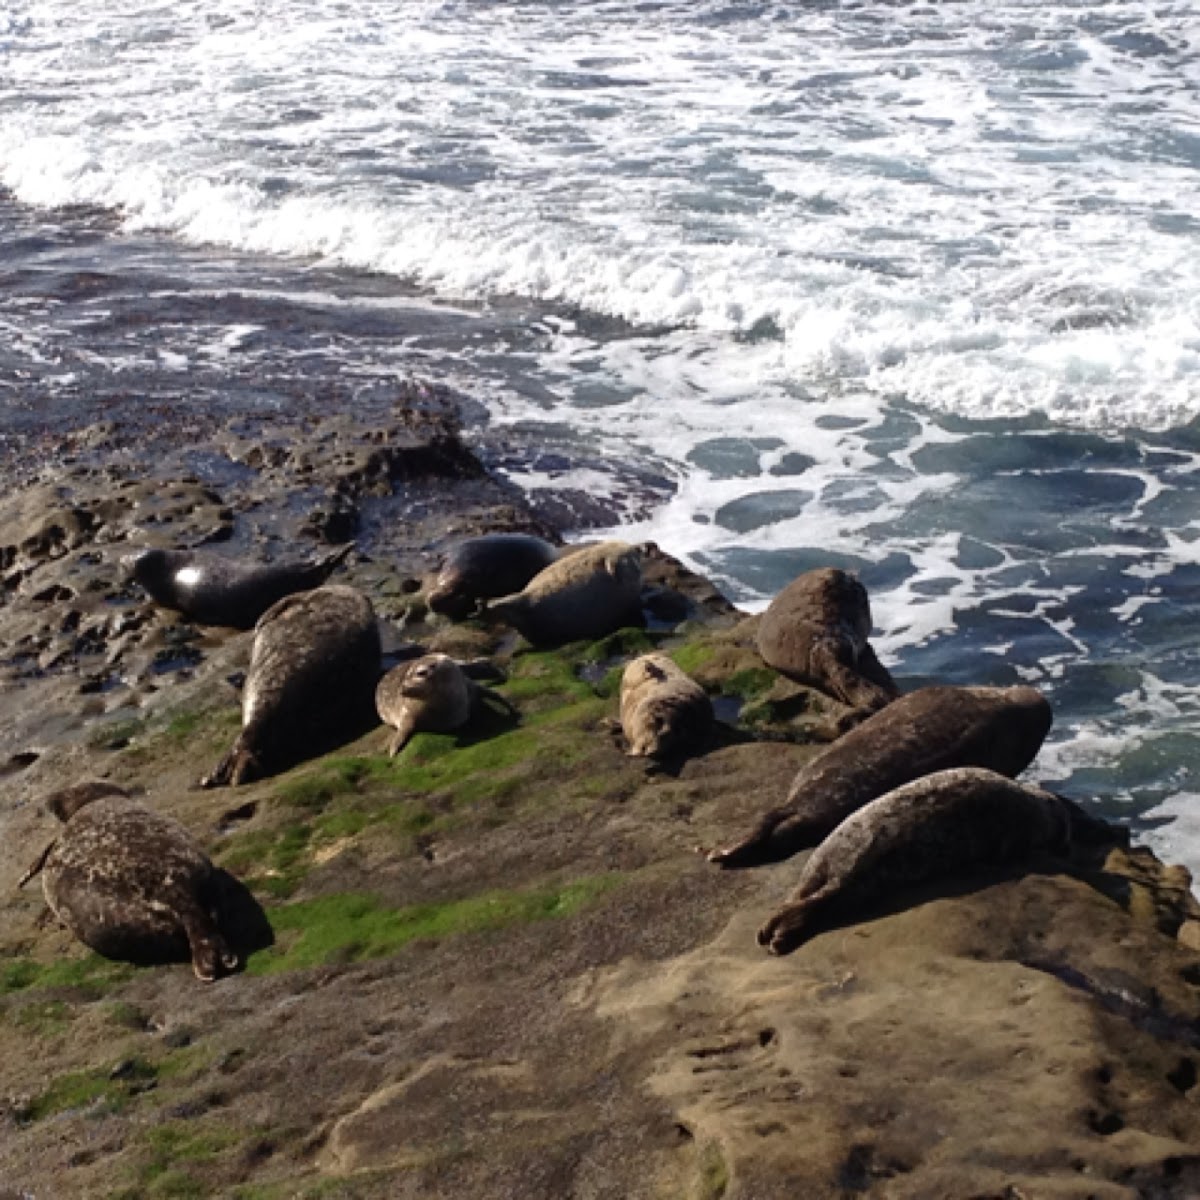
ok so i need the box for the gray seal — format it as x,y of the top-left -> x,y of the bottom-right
128,543 -> 352,630
202,584 -> 381,787
427,533 -> 559,620
708,684 -> 1053,868
755,567 -> 898,713
487,540 -> 643,647
19,783 -> 239,981
757,767 -> 1071,955
375,652 -> 517,756
619,652 -> 713,759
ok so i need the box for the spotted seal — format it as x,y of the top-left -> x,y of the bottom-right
755,567 -> 898,713
427,533 -> 560,620
202,584 -> 381,787
19,783 -> 240,981
619,652 -> 713,759
129,543 -> 352,630
707,684 -> 1053,868
757,767 -> 1071,955
486,540 -> 643,647
375,652 -> 517,755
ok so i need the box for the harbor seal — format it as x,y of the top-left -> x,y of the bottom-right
486,540 -> 643,647
757,767 -> 1071,955
427,533 -> 560,620
707,684 -> 1053,868
202,584 -> 381,787
129,543 -> 352,629
755,567 -> 898,713
375,652 -> 517,755
19,784 -> 240,981
619,652 -> 713,759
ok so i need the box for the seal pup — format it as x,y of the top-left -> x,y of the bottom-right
486,540 -> 643,647
375,652 -> 518,756
755,567 -> 898,713
619,652 -> 713,759
707,684 -> 1053,868
19,783 -> 239,981
427,533 -> 560,620
757,767 -> 1071,955
202,584 -> 381,787
129,544 -> 352,630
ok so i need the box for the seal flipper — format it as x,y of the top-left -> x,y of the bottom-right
758,869 -> 839,955
201,736 -> 263,789
810,641 -> 895,712
707,806 -> 795,868
855,643 -> 900,700
17,840 -> 56,889
474,685 -> 518,721
178,898 -> 238,982
387,712 -> 418,758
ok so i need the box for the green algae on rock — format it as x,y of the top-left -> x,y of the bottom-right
248,876 -> 622,976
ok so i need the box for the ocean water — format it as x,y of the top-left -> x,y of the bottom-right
2,1 -> 1200,872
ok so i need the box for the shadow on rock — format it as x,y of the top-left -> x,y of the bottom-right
211,867 -> 275,964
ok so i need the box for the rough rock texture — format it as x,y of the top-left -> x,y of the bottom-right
2,399 -> 1200,1200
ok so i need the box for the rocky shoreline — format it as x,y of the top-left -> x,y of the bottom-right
3,385 -> 1200,1199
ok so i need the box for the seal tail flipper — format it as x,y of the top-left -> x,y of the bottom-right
811,642 -> 895,712
314,543 -> 354,580
477,686 -> 519,720
388,714 -> 418,758
17,840 -> 56,889
178,900 -> 238,982
855,643 -> 900,699
757,876 -> 839,956
201,736 -> 262,789
706,805 -> 796,868
758,899 -> 823,956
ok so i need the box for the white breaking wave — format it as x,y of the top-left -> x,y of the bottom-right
2,0 -> 1199,429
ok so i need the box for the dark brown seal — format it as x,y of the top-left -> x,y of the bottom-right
755,567 -> 898,713
427,533 -> 559,620
202,584 -> 381,787
487,540 -> 643,647
375,652 -> 517,756
708,684 -> 1053,868
19,784 -> 239,981
757,767 -> 1071,955
619,652 -> 713,759
129,544 -> 352,629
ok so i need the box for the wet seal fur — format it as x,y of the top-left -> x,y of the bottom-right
620,652 -> 713,759
755,567 -> 898,714
708,684 -> 1053,868
19,783 -> 240,981
487,540 -> 643,647
427,533 -> 559,620
129,543 -> 352,630
375,652 -> 517,756
757,767 -> 1072,955
203,584 -> 381,787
